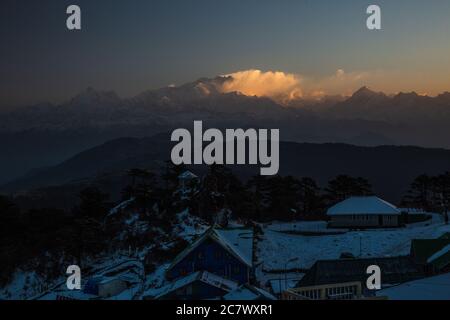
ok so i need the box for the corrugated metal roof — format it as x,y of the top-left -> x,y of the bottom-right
410,239 -> 450,265
427,244 -> 450,269
297,256 -> 423,287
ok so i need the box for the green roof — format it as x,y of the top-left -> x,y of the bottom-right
428,248 -> 450,270
410,239 -> 450,265
439,233 -> 450,240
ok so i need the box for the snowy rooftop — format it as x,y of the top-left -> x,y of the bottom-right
222,284 -> 276,300
327,196 -> 400,216
153,271 -> 239,299
399,208 -> 428,215
178,170 -> 198,180
56,290 -> 99,300
106,198 -> 135,218
377,272 -> 450,300
213,228 -> 254,267
168,227 -> 254,271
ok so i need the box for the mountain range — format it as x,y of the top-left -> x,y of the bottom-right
1,75 -> 450,185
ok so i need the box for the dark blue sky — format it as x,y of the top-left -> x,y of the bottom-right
1,0 -> 450,106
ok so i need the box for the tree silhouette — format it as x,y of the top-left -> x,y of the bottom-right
325,175 -> 373,204
196,164 -> 246,222
246,175 -> 270,221
0,196 -> 21,239
298,177 -> 324,217
71,187 -> 110,266
402,174 -> 433,210
161,161 -> 187,191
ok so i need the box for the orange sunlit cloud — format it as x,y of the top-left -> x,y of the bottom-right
220,69 -> 376,103
220,70 -> 303,103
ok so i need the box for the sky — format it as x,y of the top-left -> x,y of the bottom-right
1,0 -> 450,107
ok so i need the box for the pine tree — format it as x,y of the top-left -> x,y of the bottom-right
431,172 -> 450,214
402,174 -> 433,210
298,177 -> 324,218
325,175 -> 373,205
72,187 -> 110,266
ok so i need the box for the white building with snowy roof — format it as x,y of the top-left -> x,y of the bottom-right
327,196 -> 401,228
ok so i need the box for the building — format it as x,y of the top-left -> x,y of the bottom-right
222,284 -> 277,301
327,196 -> 401,228
84,276 -> 130,298
55,291 -> 98,301
147,272 -> 276,300
376,272 -> 450,300
295,256 -> 424,297
398,207 -> 431,224
166,227 -> 254,285
178,171 -> 199,191
52,275 -> 132,300
282,282 -> 363,300
148,226 -> 271,300
410,238 -> 450,274
151,271 -> 240,300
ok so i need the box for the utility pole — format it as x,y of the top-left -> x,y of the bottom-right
439,193 -> 448,225
360,234 -> 362,257
445,204 -> 449,225
284,257 -> 299,295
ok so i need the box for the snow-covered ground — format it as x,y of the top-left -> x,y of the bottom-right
377,272 -> 450,300
31,257 -> 144,301
172,209 -> 209,242
0,271 -> 54,300
257,214 -> 450,271
3,207 -> 448,300
9,208 -> 207,301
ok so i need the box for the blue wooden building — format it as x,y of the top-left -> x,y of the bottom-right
166,227 -> 254,285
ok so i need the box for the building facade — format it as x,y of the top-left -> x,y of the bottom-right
282,282 -> 363,300
166,228 -> 253,285
327,196 -> 401,228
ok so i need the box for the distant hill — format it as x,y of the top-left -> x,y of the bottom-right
2,133 -> 450,206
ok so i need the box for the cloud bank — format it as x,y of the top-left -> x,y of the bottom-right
221,70 -> 303,104
220,69 -> 385,104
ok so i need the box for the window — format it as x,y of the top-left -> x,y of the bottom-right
233,266 -> 240,274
